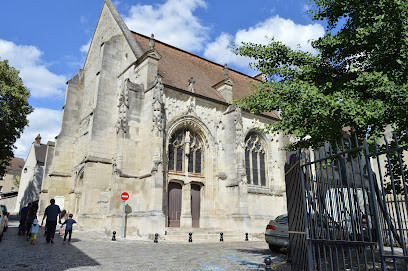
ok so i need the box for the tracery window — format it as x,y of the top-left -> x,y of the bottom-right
168,128 -> 203,175
245,132 -> 267,186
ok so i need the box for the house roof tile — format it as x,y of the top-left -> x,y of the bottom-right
6,157 -> 25,172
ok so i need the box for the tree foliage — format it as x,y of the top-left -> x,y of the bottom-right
234,0 -> 408,150
0,59 -> 33,175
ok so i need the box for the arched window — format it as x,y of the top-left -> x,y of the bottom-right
245,132 -> 267,186
168,129 -> 203,175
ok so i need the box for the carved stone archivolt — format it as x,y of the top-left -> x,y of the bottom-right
152,75 -> 165,133
166,116 -> 215,150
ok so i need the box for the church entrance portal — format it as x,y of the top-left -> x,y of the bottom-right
168,182 -> 182,227
191,184 -> 201,228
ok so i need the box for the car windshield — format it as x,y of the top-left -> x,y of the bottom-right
275,215 -> 288,223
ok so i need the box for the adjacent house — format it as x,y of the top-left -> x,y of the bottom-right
0,157 -> 25,193
14,134 -> 47,213
39,0 -> 289,238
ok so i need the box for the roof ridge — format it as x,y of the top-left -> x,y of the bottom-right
130,31 -> 262,82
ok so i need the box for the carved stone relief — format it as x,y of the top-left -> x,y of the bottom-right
152,75 -> 164,133
235,107 -> 244,148
116,78 -> 141,133
183,96 -> 196,116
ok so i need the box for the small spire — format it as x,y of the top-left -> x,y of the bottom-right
188,77 -> 195,93
149,34 -> 155,50
223,63 -> 229,79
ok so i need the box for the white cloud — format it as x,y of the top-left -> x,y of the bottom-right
80,38 -> 91,54
13,108 -> 62,160
0,39 -> 67,98
204,15 -> 325,69
122,0 -> 208,52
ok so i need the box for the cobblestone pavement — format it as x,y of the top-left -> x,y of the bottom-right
1,217 -> 291,270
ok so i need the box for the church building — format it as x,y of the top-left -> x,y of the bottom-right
39,0 -> 288,238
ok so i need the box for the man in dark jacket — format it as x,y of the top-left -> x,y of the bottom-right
41,199 -> 60,243
18,203 -> 31,236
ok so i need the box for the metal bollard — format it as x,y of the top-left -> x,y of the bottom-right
188,232 -> 192,243
154,233 -> 158,243
220,232 -> 224,242
245,232 -> 249,241
264,257 -> 272,271
112,231 -> 116,241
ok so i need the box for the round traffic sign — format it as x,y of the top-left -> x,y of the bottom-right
121,192 -> 129,201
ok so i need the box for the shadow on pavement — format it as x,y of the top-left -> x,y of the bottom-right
1,216 -> 100,270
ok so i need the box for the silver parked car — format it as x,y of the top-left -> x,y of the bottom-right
1,205 -> 9,232
265,214 -> 289,252
0,205 -> 7,242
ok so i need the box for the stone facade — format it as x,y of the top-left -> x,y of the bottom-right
39,0 -> 288,238
14,135 -> 47,213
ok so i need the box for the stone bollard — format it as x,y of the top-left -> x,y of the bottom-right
188,232 -> 193,243
264,257 -> 272,271
220,232 -> 224,242
112,231 -> 116,241
154,233 -> 159,243
245,233 -> 249,241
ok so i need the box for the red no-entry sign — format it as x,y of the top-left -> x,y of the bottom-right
121,192 -> 129,201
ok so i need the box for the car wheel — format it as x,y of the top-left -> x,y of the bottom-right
269,244 -> 282,252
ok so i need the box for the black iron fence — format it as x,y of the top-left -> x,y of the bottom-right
286,131 -> 408,270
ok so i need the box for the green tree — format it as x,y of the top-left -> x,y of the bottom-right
234,0 -> 408,150
0,59 -> 33,175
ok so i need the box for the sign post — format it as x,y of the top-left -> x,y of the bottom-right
120,192 -> 129,238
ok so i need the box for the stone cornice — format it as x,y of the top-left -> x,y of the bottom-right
48,172 -> 71,177
81,156 -> 112,165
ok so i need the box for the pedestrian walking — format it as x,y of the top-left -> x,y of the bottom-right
62,214 -> 82,244
58,210 -> 67,236
29,219 -> 40,245
18,203 -> 31,236
26,203 -> 37,236
41,199 -> 61,243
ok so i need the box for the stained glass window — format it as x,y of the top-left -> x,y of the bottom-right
168,128 -> 203,175
245,132 -> 267,186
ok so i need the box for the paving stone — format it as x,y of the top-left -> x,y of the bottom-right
1,219 -> 290,270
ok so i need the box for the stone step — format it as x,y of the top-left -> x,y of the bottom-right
163,233 -> 247,242
164,227 -> 237,235
161,227 -> 264,243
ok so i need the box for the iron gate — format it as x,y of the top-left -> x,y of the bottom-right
286,133 -> 408,270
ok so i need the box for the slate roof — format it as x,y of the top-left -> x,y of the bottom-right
132,32 -> 278,119
34,144 -> 47,164
6,157 -> 25,172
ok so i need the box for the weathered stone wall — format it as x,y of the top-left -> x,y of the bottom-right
0,195 -> 18,214
40,0 -> 288,238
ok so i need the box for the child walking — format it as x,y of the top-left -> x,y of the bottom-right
30,219 -> 40,245
62,214 -> 81,244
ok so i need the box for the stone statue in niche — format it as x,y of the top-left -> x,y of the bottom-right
152,75 -> 164,133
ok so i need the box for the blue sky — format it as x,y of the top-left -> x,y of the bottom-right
0,0 -> 326,159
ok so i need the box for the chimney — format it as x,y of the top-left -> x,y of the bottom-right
35,134 -> 41,145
